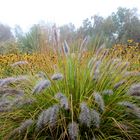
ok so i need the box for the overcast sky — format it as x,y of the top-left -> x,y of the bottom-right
0,0 -> 140,31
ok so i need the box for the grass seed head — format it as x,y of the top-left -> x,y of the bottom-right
35,71 -> 47,79
0,77 -> 17,87
51,73 -> 63,80
90,109 -> 100,128
118,101 -> 140,118
49,105 -> 60,127
79,102 -> 92,127
55,93 -> 69,110
7,119 -> 33,139
114,80 -> 126,90
93,92 -> 105,112
10,61 -> 28,67
102,90 -> 113,95
36,105 -> 59,131
32,79 -> 51,94
63,40 -> 70,55
68,122 -> 79,140
18,119 -> 33,133
128,83 -> 140,96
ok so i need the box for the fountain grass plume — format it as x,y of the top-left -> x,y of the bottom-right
79,102 -> 92,127
36,105 -> 59,132
63,40 -> 70,55
10,60 -> 28,67
0,77 -> 17,87
68,122 -> 79,140
128,83 -> 140,96
102,90 -> 113,95
51,73 -> 63,81
6,119 -> 33,139
55,93 -> 69,110
35,71 -> 48,79
90,109 -> 100,128
49,104 -> 60,127
0,88 -> 24,97
32,79 -> 51,94
0,99 -> 12,112
93,92 -> 105,112
114,80 -> 126,90
0,76 -> 29,87
118,101 -> 140,118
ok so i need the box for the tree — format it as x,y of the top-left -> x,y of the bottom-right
0,23 -> 14,42
59,23 -> 76,44
111,7 -> 140,43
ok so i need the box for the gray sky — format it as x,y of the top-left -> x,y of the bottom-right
0,0 -> 140,31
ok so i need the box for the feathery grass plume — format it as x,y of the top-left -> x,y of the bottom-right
0,77 -> 17,87
36,109 -> 49,131
18,119 -> 33,133
124,71 -> 140,77
93,92 -> 105,112
35,71 -> 47,79
100,49 -> 109,60
128,83 -> 140,96
49,105 -> 60,127
79,102 -> 92,127
102,90 -> 113,95
95,43 -> 106,57
90,109 -> 100,128
32,79 -> 51,94
80,35 -> 90,52
12,97 -> 36,108
10,60 -> 28,67
63,40 -> 70,55
95,60 -> 101,70
92,134 -> 96,140
68,122 -> 79,140
55,93 -> 69,110
7,119 -> 33,139
93,69 -> 100,80
92,60 -> 101,80
114,80 -> 126,90
0,106 -> 12,112
36,105 -> 60,131
118,101 -> 140,118
51,73 -> 63,81
0,76 -> 29,87
0,99 -> 12,112
16,75 -> 29,81
0,88 -> 24,97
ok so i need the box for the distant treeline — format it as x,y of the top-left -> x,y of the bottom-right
0,7 -> 140,53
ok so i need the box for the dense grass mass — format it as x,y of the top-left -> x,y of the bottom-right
0,41 -> 140,140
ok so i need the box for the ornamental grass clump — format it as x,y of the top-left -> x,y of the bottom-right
1,40 -> 140,139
